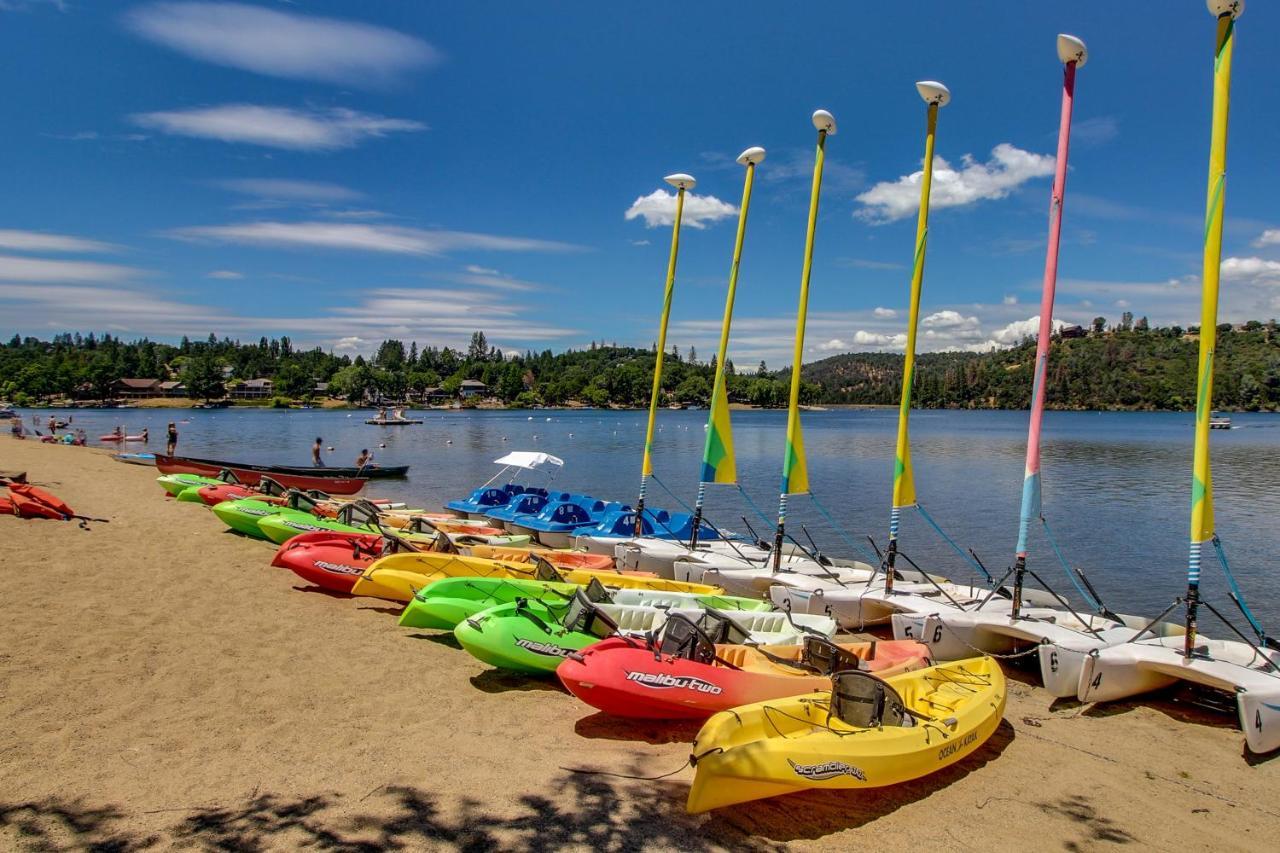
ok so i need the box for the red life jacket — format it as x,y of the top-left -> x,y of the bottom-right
7,483 -> 75,520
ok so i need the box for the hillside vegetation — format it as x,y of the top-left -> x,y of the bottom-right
3,321 -> 1279,411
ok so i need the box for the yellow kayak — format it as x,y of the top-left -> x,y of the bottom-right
350,552 -> 726,602
686,656 -> 1006,813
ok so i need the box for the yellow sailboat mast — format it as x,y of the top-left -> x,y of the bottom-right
635,173 -> 695,535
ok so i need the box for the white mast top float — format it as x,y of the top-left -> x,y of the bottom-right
915,81 -> 951,106
1056,34 -> 1088,66
664,173 -> 696,190
811,110 -> 837,135
1207,0 -> 1243,17
736,146 -> 766,166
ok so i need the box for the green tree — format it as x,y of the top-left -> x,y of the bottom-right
181,356 -> 225,401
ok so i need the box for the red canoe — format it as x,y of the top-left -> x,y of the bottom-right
557,636 -> 933,720
155,455 -> 366,495
270,531 -> 387,593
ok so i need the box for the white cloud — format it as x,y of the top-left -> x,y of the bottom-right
0,229 -> 118,254
988,315 -> 1065,346
624,189 -> 737,230
1252,229 -> 1280,248
166,221 -> 583,256
921,310 -> 979,330
630,239 -> 651,247
1003,294 -> 1018,305
464,264 -> 499,276
215,178 -> 363,203
853,330 -> 908,349
818,338 -> 847,351
125,2 -> 439,87
333,336 -> 365,352
840,258 -> 903,271
1220,256 -> 1280,283
856,143 -> 1055,223
0,254 -> 141,283
873,306 -> 897,318
132,105 -> 425,150
206,270 -> 242,279
1114,299 -> 1130,308
446,267 -> 541,291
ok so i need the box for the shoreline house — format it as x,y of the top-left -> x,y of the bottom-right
418,387 -> 450,405
459,379 -> 488,399
112,378 -> 163,399
229,378 -> 274,400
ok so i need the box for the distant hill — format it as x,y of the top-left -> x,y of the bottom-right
794,321 -> 1280,411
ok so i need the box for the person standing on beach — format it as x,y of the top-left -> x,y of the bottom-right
166,422 -> 177,455
312,437 -> 325,467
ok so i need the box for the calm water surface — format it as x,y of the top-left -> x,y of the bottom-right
20,406 -> 1280,627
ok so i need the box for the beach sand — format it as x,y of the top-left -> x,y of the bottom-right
2,438 -> 1278,851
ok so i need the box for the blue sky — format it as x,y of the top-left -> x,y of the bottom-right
1,0 -> 1278,366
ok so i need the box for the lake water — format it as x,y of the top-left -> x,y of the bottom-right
17,406 -> 1280,628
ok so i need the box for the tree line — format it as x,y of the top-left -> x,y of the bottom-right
3,320 -> 1280,411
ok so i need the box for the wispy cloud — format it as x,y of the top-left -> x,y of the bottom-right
205,269 -> 242,279
165,221 -> 584,256
856,143 -> 1054,223
132,104 -> 425,151
837,257 -> 903,271
624,189 -> 737,230
0,229 -> 119,254
1071,116 -> 1118,147
1252,229 -> 1280,248
214,178 -> 364,203
873,307 -> 897,318
125,2 -> 440,87
0,254 -> 141,283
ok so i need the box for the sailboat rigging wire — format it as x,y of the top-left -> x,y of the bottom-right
1040,517 -> 1104,612
807,491 -> 883,565
888,548 -> 967,611
1023,566 -> 1106,640
1197,598 -> 1278,672
736,485 -> 776,529
915,503 -> 991,581
1211,535 -> 1267,641
649,473 -> 696,515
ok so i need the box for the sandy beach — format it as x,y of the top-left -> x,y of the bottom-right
2,438 -> 1278,851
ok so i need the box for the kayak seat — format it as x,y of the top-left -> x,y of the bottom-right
715,645 -> 754,669
831,670 -> 910,729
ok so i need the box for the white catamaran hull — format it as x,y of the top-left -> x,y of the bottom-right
768,577 -> 1023,629
675,556 -> 876,599
893,609 -> 1181,698
1078,635 -> 1280,753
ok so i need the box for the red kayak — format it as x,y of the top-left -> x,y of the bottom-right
5,483 -> 76,520
271,531 -> 405,593
557,626 -> 932,720
196,483 -> 271,506
155,455 -> 366,495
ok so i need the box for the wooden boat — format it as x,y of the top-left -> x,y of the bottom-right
155,453 -> 407,479
153,455 -> 367,495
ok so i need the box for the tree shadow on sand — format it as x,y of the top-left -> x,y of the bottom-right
0,773 -> 780,852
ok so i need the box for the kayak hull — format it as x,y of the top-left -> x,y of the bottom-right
558,638 -> 933,720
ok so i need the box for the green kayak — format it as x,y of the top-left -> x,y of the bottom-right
211,498 -> 288,539
257,511 -> 376,544
157,472 -> 221,496
453,594 -> 613,675
400,575 -> 771,631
